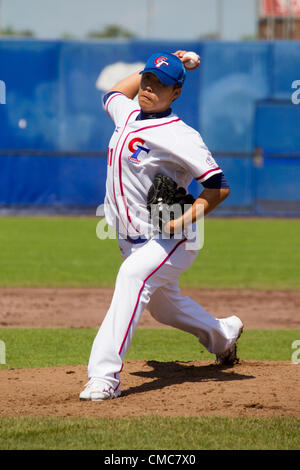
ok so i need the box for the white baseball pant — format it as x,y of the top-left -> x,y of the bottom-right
87,234 -> 242,392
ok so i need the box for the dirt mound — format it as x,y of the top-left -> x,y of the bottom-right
1,360 -> 299,418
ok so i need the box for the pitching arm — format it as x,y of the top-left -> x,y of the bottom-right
164,187 -> 230,235
107,70 -> 143,100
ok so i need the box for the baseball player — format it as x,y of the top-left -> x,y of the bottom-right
80,50 -> 243,401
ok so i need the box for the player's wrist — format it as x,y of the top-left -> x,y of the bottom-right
163,218 -> 183,235
163,219 -> 174,235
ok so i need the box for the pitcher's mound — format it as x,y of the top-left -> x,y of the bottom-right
1,360 -> 299,418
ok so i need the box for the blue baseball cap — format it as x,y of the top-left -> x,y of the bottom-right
140,52 -> 186,87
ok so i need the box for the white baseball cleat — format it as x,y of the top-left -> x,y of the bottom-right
215,321 -> 244,366
79,378 -> 121,401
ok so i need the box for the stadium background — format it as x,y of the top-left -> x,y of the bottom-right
1,1 -> 300,451
0,38 -> 299,216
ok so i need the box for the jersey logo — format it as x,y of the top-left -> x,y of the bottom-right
154,56 -> 169,68
128,137 -> 150,164
206,155 -> 216,167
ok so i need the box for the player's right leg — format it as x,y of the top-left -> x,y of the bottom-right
80,235 -> 195,400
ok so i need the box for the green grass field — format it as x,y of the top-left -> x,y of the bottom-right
0,216 -> 299,288
1,416 -> 299,450
0,328 -> 298,369
0,217 -> 299,451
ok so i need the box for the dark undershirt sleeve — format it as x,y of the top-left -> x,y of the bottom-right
201,173 -> 230,189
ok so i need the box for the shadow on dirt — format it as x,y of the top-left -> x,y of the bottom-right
122,360 -> 255,397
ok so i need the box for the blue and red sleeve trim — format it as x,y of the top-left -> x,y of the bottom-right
102,91 -> 124,106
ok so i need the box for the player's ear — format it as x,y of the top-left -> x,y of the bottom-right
172,86 -> 182,102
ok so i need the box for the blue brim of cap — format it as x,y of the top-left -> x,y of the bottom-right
139,68 -> 178,86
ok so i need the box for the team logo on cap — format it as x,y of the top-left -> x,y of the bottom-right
128,137 -> 150,164
154,56 -> 169,68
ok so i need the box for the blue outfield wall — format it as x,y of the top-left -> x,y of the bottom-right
0,39 -> 300,215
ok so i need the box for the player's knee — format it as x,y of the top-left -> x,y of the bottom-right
117,258 -> 141,282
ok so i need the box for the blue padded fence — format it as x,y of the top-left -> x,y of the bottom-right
0,39 -> 299,215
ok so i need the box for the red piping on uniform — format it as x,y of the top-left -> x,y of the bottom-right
118,118 -> 181,233
111,108 -> 140,232
105,93 -> 123,115
196,167 -> 221,182
118,237 -> 187,356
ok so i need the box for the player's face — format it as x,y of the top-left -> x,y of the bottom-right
138,73 -> 181,113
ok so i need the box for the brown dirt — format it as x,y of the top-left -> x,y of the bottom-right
1,287 -> 300,329
0,287 -> 299,418
1,361 -> 299,418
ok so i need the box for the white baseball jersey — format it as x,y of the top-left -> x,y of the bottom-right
103,92 -> 222,238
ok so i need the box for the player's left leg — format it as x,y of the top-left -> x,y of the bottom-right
147,280 -> 243,355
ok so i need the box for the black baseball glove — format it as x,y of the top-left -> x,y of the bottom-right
147,173 -> 195,234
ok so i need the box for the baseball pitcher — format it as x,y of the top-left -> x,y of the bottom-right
80,50 -> 243,401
